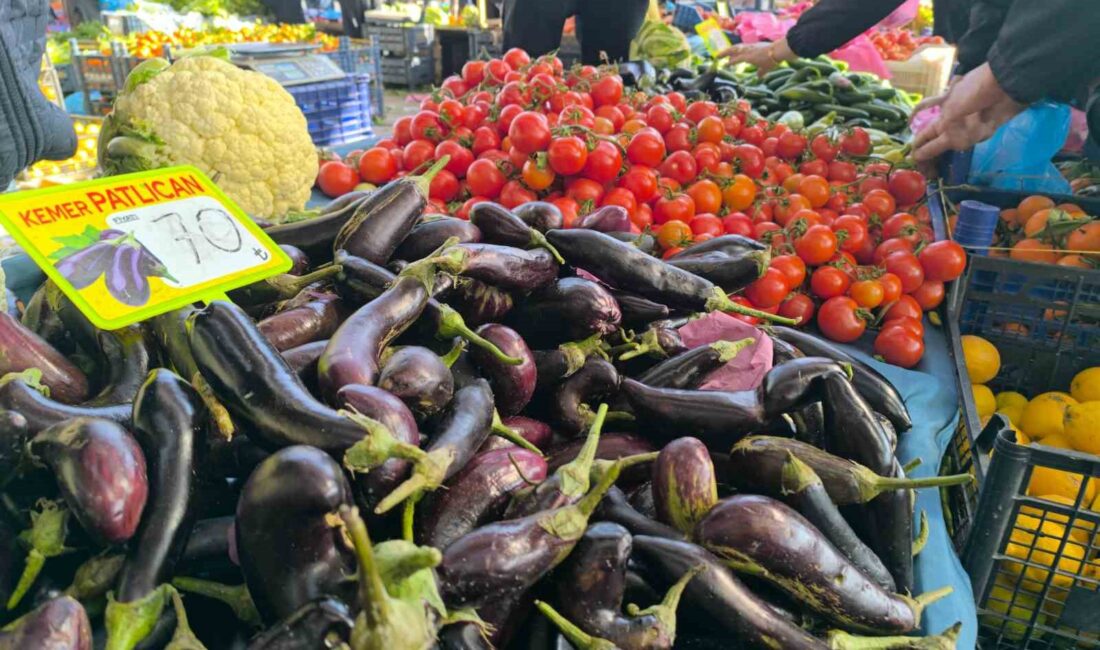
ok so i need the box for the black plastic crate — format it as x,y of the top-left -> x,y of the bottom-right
365,21 -> 435,58
467,28 -> 502,59
380,53 -> 434,87
961,427 -> 1100,649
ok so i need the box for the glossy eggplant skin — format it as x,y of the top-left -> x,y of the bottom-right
417,447 -> 547,549
469,324 -> 536,416
180,515 -> 233,566
666,250 -> 767,292
546,433 -> 656,474
637,342 -> 735,390
257,291 -> 343,352
279,244 -> 310,274
0,312 -> 88,404
0,596 -> 92,650
653,438 -> 718,536
469,201 -> 547,248
444,244 -> 559,291
551,358 -> 622,435
280,340 -> 327,386
611,290 -> 670,328
695,495 -> 921,634
670,234 -> 767,257
83,325 -> 150,406
579,205 -> 631,233
0,379 -> 130,437
246,597 -> 354,650
333,173 -> 433,264
506,277 -> 622,347
770,326 -> 912,432
513,201 -> 563,232
378,346 -> 454,420
481,416 -> 553,453
266,194 -> 369,263
189,301 -> 369,454
318,272 -> 431,400
115,369 -> 206,602
336,384 -> 419,513
29,417 -> 147,546
595,486 -> 685,541
619,378 -> 765,448
424,378 -> 496,480
0,411 -> 29,486
236,446 -> 355,624
632,536 -> 827,649
20,284 -> 68,351
761,357 -> 847,417
394,216 -> 482,262
449,277 -> 514,327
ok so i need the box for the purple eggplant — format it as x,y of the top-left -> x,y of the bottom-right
532,334 -> 609,389
394,215 -> 482,262
616,324 -> 686,362
631,536 -> 828,649
228,265 -> 342,307
469,202 -> 564,262
551,358 -> 623,436
537,522 -> 701,650
54,241 -> 114,290
0,376 -> 130,435
236,446 -> 355,624
337,384 -> 419,513
636,338 -> 754,390
670,234 -> 766,258
595,486 -> 685,541
0,313 -> 88,404
378,345 -> 455,420
579,205 -> 631,233
653,437 -> 717,536
448,277 -> 515,327
665,250 -> 769,293
480,415 -> 553,453
437,456 -> 627,609
0,596 -> 91,650
694,495 -> 952,634
279,244 -> 310,274
81,325 -> 150,407
20,284 -> 67,352
104,245 -> 150,307
436,243 -> 559,291
280,340 -> 327,385
513,201 -> 563,232
417,447 -> 547,549
506,277 -> 621,347
257,291 -> 343,352
545,432 -> 657,490
611,290 -> 671,328
469,324 -> 536,416
333,157 -> 449,264
28,417 -> 148,546
0,410 -> 28,487
266,192 -> 371,264
245,597 -> 354,650
607,231 -> 659,256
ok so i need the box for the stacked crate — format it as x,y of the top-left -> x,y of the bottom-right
366,21 -> 435,88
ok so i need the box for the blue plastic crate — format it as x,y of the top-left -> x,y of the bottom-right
288,75 -> 375,147
672,3 -> 704,30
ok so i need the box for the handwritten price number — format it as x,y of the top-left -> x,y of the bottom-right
151,208 -> 244,264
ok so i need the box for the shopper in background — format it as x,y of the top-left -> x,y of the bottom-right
0,0 -> 77,189
502,0 -> 650,65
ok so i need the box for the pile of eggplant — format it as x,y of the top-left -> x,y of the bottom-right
0,164 -> 971,649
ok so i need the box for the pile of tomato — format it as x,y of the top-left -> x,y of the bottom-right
314,47 -> 968,368
869,28 -> 946,62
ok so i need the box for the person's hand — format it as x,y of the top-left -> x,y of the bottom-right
912,64 -> 1025,163
718,38 -> 795,75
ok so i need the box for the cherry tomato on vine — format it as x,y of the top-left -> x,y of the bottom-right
653,193 -> 696,225
428,169 -> 460,202
840,127 -> 871,156
722,213 -> 753,237
918,240 -> 967,282
883,252 -> 925,293
849,279 -> 884,308
686,180 -> 723,215
809,134 -> 839,162
811,266 -> 851,299
551,196 -> 580,228
873,238 -> 914,265
317,161 -> 359,197
627,128 -> 666,167
883,295 -> 923,322
874,327 -> 924,368
817,296 -> 868,343
778,292 -> 815,324
521,157 -> 555,191
887,169 -> 925,205
910,279 -> 945,310
795,224 -> 838,265
465,158 -> 507,198
883,315 -> 924,338
590,75 -> 624,107
508,111 -> 551,154
863,189 -> 897,219
582,140 -> 623,184
659,151 -> 698,186
435,140 -> 474,177
657,220 -> 694,250
879,273 -> 903,302
358,147 -> 397,185
745,267 -> 791,308
601,187 -> 638,218
771,254 -> 807,288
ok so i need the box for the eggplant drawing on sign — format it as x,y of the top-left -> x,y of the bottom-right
49,226 -> 174,307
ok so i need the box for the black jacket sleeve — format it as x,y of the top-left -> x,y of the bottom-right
784,0 -> 906,58
985,0 -> 1100,104
953,0 -> 1008,75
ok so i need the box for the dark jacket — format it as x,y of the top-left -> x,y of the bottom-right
784,0 -> 909,59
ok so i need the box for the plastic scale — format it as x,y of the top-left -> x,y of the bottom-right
228,43 -> 346,87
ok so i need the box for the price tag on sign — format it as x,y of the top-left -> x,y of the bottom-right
0,166 -> 291,330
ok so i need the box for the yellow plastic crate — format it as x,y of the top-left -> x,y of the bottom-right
885,44 -> 956,99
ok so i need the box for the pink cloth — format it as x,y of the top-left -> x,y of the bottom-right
734,12 -> 796,44
677,312 -> 773,391
830,34 -> 891,78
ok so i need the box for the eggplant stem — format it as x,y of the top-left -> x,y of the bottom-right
910,585 -> 953,615
104,585 -> 170,650
377,543 -> 441,584
713,337 -> 756,363
171,577 -> 261,628
64,553 -> 125,601
534,600 -> 616,650
558,403 -> 609,499
529,231 -> 566,264
166,587 -> 207,649
411,156 -> 451,197
491,411 -> 544,455
268,264 -> 342,298
827,622 -> 962,650
342,410 -> 429,472
912,510 -> 930,557
625,563 -> 705,640
7,499 -> 70,610
705,287 -> 799,325
340,506 -> 393,629
440,338 -> 467,368
401,494 -> 419,543
779,453 -> 821,495
902,457 -> 923,474
7,549 -> 45,610
435,304 -> 523,365
867,471 -> 973,501
0,368 -> 49,396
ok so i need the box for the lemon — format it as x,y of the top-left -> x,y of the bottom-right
983,575 -> 1046,641
972,384 -> 996,418
996,391 -> 1028,424
1020,495 -> 1095,543
1027,462 -> 1097,503
961,335 -> 1001,384
1020,392 -> 1077,441
1070,367 -> 1100,403
1064,401 -> 1100,456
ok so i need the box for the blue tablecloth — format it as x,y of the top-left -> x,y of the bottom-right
838,321 -> 977,648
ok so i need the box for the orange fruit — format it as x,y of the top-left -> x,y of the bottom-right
1057,254 -> 1093,268
1024,209 -> 1053,237
1055,202 -> 1085,216
1011,239 -> 1059,264
1000,208 -> 1020,225
1066,221 -> 1100,254
1018,195 -> 1055,220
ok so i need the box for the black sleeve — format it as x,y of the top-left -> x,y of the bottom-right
953,0 -> 1009,75
986,0 -> 1100,103
784,0 -> 906,58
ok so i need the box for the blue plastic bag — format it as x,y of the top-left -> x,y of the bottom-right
969,101 -> 1071,194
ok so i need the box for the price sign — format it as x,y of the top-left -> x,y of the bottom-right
0,166 -> 291,329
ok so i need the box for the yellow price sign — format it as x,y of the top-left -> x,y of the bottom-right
0,166 -> 291,330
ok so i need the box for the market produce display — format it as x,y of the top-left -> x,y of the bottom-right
870,29 -> 945,62
979,194 -> 1100,267
317,49 -> 953,367
97,53 -> 316,220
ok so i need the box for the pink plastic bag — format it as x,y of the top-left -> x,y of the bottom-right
830,34 -> 891,78
677,312 -> 773,391
1063,107 -> 1089,154
879,0 -> 919,29
734,12 -> 795,44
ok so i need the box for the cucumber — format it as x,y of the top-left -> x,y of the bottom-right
815,103 -> 871,119
852,101 -> 907,121
871,86 -> 897,100
835,90 -> 875,104
778,87 -> 833,104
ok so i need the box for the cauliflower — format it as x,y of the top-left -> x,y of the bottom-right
99,54 -> 316,220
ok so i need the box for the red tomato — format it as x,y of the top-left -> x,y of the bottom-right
358,147 -> 397,185
693,145 -> 722,174
725,295 -> 762,325
884,295 -> 923,322
776,131 -> 808,160
590,75 -> 624,107
502,47 -> 531,70
840,127 -> 871,156
428,169 -> 460,202
863,189 -> 897,219
883,252 -> 925,293
771,254 -> 807,288
827,160 -> 858,183
582,140 -> 623,184
817,296 -> 867,343
402,139 -> 435,173
410,111 -> 446,142
811,266 -> 852,299
809,134 -> 839,162
795,225 -> 838,265
546,136 -> 588,176
833,214 -> 869,254
462,60 -> 486,86
910,279 -> 945,310
499,179 -> 536,208
778,292 -> 815,324
646,104 -> 675,134
883,315 -> 924,338
722,114 -> 743,138
887,169 -> 926,205
619,166 -> 659,203
664,124 -> 695,153
696,115 -> 725,143
471,126 -> 501,156
745,267 -> 791,308
393,116 -> 414,145
317,161 -> 359,197
740,123 -> 765,146
874,327 -> 924,368
551,196 -> 581,228
632,202 -> 653,230
879,273 -> 903,302
918,240 -> 967,282
732,144 -> 765,178
873,238 -> 914,265
761,137 -> 779,158
722,213 -> 754,237
653,193 -> 696,225
435,140 -> 475,177
849,279 -> 884,308
882,212 -> 920,243
566,177 -> 605,204
659,151 -> 698,186
508,112 -> 551,154
690,213 -> 724,238
601,187 -> 637,218
627,128 -> 666,167
465,158 -> 507,198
